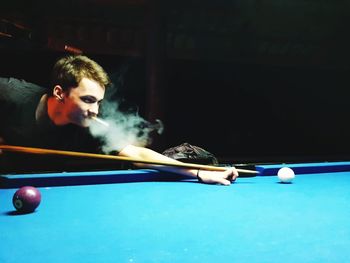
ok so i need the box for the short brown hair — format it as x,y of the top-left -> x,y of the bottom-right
50,55 -> 110,93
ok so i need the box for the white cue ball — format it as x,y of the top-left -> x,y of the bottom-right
277,167 -> 295,183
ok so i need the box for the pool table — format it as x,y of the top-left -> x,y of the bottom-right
1,162 -> 350,263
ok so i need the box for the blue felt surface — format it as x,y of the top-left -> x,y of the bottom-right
1,170 -> 350,263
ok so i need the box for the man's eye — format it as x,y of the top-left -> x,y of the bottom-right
81,97 -> 96,104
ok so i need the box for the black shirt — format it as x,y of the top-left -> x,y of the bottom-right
0,77 -> 103,153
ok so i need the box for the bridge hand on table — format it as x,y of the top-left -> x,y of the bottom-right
197,167 -> 238,186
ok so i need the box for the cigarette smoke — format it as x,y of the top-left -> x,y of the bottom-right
88,59 -> 164,153
89,100 -> 164,153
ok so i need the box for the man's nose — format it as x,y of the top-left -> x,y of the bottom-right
88,104 -> 99,116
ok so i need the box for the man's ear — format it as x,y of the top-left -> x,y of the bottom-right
53,85 -> 65,101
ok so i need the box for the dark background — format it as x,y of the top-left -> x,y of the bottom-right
1,0 -> 350,164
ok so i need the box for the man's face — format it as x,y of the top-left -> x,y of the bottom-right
62,77 -> 105,127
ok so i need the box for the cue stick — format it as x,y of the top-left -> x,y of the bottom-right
0,145 -> 258,174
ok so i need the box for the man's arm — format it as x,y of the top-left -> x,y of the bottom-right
118,145 -> 238,185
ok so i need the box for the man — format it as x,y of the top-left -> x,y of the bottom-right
0,55 -> 237,185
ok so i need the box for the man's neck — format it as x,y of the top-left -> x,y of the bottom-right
46,96 -> 69,126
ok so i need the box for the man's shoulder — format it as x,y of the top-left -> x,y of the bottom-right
0,77 -> 47,104
0,77 -> 46,92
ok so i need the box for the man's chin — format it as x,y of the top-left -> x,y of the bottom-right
80,121 -> 91,128
73,119 -> 90,128
81,123 -> 90,128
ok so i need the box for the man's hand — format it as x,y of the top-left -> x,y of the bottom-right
197,167 -> 238,186
119,145 -> 239,186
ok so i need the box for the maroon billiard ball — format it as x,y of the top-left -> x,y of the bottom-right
12,186 -> 41,213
